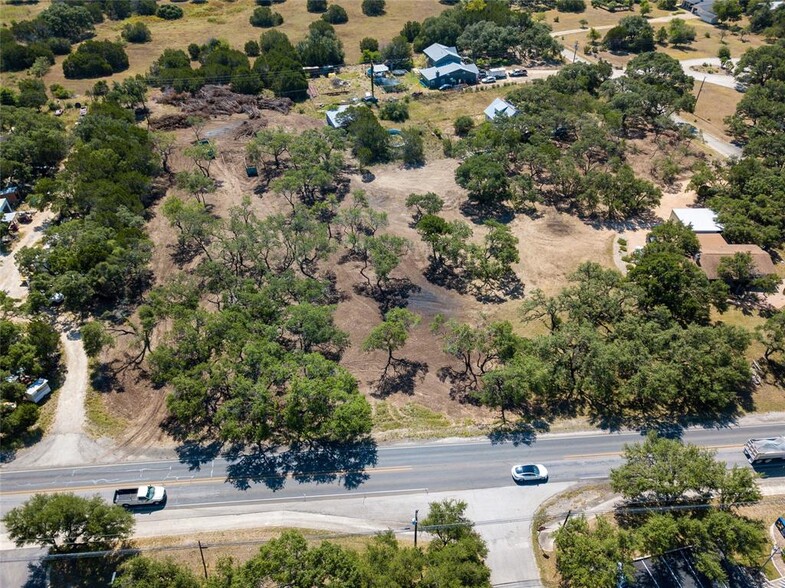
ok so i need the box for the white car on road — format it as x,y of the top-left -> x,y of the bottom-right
511,464 -> 548,483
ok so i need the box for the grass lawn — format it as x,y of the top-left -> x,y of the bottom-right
679,82 -> 741,143
543,5 -> 676,33
35,0 -> 446,96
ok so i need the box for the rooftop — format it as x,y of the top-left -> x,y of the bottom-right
419,62 -> 480,81
423,43 -> 461,64
696,234 -> 776,279
325,104 -> 352,128
484,98 -> 519,120
671,208 -> 722,233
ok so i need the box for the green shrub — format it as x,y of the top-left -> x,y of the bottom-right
307,0 -> 327,12
62,40 -> 128,79
46,37 -> 72,55
137,0 -> 158,14
362,0 -> 385,16
322,4 -> 348,24
250,6 -> 283,27
556,0 -> 586,12
121,22 -> 152,43
454,115 -> 474,137
157,4 -> 184,19
49,83 -> 73,99
245,40 -> 261,56
379,100 -> 409,122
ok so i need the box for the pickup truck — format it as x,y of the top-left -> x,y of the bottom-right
113,485 -> 166,509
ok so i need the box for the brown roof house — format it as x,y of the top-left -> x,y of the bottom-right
696,233 -> 776,280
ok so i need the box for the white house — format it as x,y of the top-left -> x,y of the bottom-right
670,208 -> 722,233
484,98 -> 518,121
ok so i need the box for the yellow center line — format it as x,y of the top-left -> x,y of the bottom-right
0,466 -> 413,497
564,443 -> 744,460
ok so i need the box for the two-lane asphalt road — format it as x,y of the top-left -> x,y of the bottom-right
2,422 -> 783,515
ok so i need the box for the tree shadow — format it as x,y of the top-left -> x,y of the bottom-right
223,439 -> 378,492
459,200 -> 515,226
472,272 -> 525,304
487,420 -> 550,447
370,359 -> 429,398
175,439 -> 223,471
424,262 -> 468,295
168,242 -> 204,267
354,278 -> 421,315
21,560 -> 48,588
436,366 -> 479,404
90,362 -> 124,394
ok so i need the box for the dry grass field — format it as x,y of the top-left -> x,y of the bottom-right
32,0 -> 445,95
679,82 -> 742,143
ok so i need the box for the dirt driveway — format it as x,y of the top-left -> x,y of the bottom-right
0,211 -> 52,299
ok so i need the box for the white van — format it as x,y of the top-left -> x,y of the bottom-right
25,379 -> 52,403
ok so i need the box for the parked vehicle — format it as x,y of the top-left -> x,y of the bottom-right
438,83 -> 453,91
509,68 -> 528,77
113,485 -> 167,509
744,437 -> 785,465
489,68 -> 507,79
734,82 -> 747,93
481,76 -> 497,84
511,464 -> 548,483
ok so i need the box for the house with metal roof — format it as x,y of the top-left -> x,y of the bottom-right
325,104 -> 352,128
419,62 -> 480,89
423,43 -> 462,68
484,98 -> 518,121
670,208 -> 722,233
681,0 -> 719,23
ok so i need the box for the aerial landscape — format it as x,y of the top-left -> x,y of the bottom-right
0,0 -> 784,586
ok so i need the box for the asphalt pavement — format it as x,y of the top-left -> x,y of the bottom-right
1,422 -> 784,587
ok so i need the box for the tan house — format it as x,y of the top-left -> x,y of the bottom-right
696,233 -> 776,280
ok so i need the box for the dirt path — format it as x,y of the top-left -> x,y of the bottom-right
0,211 -> 52,298
10,326 -> 109,469
1,209 -> 107,468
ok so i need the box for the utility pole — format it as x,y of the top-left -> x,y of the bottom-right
197,540 -> 208,579
695,76 -> 707,106
573,41 -> 579,63
370,59 -> 376,100
412,509 -> 419,548
562,509 -> 572,527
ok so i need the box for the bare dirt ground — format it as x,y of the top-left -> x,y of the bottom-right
98,101 -> 782,452
0,211 -> 53,299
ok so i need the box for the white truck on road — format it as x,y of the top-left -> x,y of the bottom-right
113,485 -> 166,509
743,437 -> 785,465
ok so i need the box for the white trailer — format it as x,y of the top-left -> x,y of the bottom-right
743,437 -> 785,465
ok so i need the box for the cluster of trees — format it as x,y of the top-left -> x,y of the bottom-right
690,43 -> 785,251
0,105 -> 68,187
1,0 -> 162,72
411,0 -> 560,63
413,205 -> 521,296
450,58 -> 695,218
62,40 -> 129,79
603,15 -> 655,53
0,497 -> 489,587
556,434 -> 766,587
144,124 -> 373,447
427,223 -> 752,429
151,28 -> 341,99
17,99 -> 158,312
117,500 -> 487,587
0,307 -> 60,446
